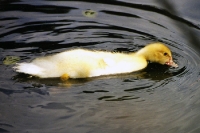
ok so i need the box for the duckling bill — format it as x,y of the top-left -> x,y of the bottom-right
14,42 -> 178,79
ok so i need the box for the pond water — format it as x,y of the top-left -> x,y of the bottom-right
1,0 -> 200,133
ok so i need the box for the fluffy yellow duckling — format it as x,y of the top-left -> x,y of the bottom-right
14,42 -> 178,79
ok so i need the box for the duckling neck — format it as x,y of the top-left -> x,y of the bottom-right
134,47 -> 149,60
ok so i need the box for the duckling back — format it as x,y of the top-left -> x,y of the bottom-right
14,49 -> 108,78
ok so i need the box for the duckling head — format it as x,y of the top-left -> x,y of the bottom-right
137,42 -> 178,67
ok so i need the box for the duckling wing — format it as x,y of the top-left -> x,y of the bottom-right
90,53 -> 148,77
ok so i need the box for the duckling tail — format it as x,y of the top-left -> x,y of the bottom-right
13,63 -> 44,76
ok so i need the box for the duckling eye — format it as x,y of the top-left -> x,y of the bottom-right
164,52 -> 168,56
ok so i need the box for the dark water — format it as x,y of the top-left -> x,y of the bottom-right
1,0 -> 200,133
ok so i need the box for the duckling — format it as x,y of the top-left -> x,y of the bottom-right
14,42 -> 178,79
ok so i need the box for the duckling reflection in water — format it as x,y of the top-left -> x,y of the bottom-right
14,42 -> 178,80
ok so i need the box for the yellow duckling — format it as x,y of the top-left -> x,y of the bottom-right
14,42 -> 178,80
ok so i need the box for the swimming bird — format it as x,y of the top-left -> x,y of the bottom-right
14,42 -> 178,80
